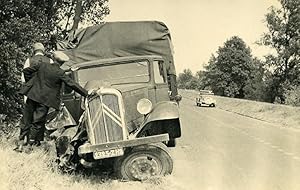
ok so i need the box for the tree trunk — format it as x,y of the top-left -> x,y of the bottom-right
71,0 -> 83,31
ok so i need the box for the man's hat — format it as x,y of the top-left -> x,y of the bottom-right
53,51 -> 69,63
33,42 -> 45,52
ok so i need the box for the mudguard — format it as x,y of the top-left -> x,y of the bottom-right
134,101 -> 181,139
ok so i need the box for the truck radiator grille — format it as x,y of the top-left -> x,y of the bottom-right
87,91 -> 126,145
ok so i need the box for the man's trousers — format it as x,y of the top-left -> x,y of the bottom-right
20,98 -> 49,142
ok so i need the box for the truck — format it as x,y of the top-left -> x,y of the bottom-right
50,21 -> 182,181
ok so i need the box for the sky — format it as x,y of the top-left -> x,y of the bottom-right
105,0 -> 280,74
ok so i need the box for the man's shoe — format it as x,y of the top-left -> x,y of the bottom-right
28,139 -> 41,147
34,141 -> 41,146
13,145 -> 23,153
13,139 -> 26,153
23,145 -> 33,154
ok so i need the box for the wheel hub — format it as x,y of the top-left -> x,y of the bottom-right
129,156 -> 159,180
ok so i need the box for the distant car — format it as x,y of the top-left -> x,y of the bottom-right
196,90 -> 216,107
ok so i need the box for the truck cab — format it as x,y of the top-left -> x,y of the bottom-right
62,55 -> 181,145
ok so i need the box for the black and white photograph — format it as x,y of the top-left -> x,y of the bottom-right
0,0 -> 299,189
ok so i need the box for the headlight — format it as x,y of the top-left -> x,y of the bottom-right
137,98 -> 153,115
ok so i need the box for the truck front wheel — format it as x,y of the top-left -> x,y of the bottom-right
114,143 -> 173,181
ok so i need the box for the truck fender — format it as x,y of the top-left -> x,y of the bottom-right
134,101 -> 181,139
145,101 -> 179,122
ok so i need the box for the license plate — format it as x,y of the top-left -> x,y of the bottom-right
93,148 -> 124,159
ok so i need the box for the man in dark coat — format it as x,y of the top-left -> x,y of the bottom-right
17,51 -> 88,151
17,42 -> 54,146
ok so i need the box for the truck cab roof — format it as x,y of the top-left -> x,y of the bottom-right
64,55 -> 164,71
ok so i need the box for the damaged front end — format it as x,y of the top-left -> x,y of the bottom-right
49,86 -> 179,177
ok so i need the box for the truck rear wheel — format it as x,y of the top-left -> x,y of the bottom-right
114,143 -> 173,181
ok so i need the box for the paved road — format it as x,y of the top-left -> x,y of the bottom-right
171,97 -> 300,190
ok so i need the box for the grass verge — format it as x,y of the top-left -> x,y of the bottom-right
0,131 -> 184,190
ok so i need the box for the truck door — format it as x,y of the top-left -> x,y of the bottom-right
62,72 -> 83,122
152,60 -> 169,102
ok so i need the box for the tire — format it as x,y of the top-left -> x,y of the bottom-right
114,143 -> 173,181
210,103 -> 215,107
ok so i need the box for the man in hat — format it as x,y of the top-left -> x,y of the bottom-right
21,42 -> 54,89
16,42 -> 54,151
16,51 -> 88,151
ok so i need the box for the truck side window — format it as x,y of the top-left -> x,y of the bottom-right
63,72 -> 74,94
153,61 -> 166,83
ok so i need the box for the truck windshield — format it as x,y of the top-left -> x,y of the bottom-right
77,61 -> 150,86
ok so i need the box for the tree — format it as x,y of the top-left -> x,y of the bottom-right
261,0 -> 300,102
243,58 -> 268,101
195,70 -> 207,90
0,0 -> 110,119
57,0 -> 110,34
202,36 -> 255,98
177,69 -> 194,89
186,78 -> 199,90
284,85 -> 300,106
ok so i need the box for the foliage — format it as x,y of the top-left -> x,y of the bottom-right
177,37 -> 267,101
55,0 -> 110,37
284,85 -> 300,106
177,69 -> 198,89
186,78 -> 199,90
195,70 -> 207,90
243,58 -> 269,101
202,36 -> 255,98
0,0 -> 110,120
260,0 -> 300,102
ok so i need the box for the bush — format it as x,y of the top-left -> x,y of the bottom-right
284,85 -> 300,106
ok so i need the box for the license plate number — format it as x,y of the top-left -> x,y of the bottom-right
93,148 -> 124,159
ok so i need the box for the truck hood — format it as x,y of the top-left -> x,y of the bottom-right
84,81 -> 149,133
113,83 -> 150,133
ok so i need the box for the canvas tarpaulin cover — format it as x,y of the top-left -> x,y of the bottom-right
57,21 -> 176,75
